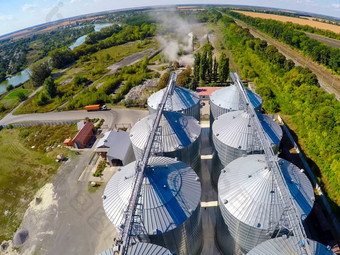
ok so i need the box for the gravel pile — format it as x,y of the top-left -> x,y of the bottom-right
124,78 -> 159,101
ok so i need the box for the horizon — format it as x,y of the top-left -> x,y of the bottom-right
1,0 -> 340,37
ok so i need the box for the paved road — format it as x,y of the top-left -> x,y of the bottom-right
0,108 -> 148,130
235,20 -> 340,100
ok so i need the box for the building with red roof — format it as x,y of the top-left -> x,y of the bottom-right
196,87 -> 222,99
71,121 -> 94,148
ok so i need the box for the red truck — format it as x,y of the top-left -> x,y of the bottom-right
85,105 -> 107,111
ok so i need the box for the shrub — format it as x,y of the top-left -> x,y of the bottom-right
6,85 -> 14,91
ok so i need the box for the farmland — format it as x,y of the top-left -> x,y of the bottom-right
234,11 -> 340,33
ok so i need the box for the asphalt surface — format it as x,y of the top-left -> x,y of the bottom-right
0,108 -> 148,130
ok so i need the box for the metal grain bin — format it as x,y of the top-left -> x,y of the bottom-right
103,157 -> 202,255
99,243 -> 173,255
210,85 -> 262,125
148,85 -> 200,120
217,155 -> 315,253
211,110 -> 282,185
247,236 -> 335,255
130,111 -> 201,174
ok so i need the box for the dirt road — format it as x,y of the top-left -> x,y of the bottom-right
235,20 -> 340,100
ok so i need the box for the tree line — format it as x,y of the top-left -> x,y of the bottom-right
219,17 -> 340,210
227,11 -> 340,74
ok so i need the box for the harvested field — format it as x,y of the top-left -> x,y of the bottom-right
305,32 -> 340,48
234,11 -> 340,33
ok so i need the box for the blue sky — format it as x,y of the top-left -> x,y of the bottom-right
0,0 -> 340,36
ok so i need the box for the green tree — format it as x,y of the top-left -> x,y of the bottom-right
213,57 -> 218,82
157,72 -> 170,90
0,104 -> 6,112
37,92 -> 50,106
17,91 -> 26,101
219,52 -> 229,83
44,76 -> 57,98
199,49 -> 207,81
194,52 -> 201,81
6,85 -> 13,92
30,61 -> 51,87
50,48 -> 76,69
207,50 -> 213,83
177,66 -> 192,87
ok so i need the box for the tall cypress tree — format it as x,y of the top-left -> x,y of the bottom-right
207,50 -> 213,83
213,57 -> 218,82
219,52 -> 229,83
194,52 -> 201,82
44,76 -> 57,98
199,49 -> 207,81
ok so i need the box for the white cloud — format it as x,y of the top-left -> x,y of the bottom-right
0,15 -> 14,22
332,3 -> 340,8
70,0 -> 81,3
21,3 -> 37,12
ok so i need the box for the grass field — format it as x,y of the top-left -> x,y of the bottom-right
3,89 -> 29,100
0,86 -> 32,120
234,11 -> 340,33
0,124 -> 78,242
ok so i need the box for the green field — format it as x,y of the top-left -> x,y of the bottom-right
3,89 -> 29,100
0,124 -> 78,242
0,85 -> 33,120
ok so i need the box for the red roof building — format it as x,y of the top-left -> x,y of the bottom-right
72,122 -> 94,149
196,87 -> 222,99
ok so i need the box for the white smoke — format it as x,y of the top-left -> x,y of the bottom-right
153,10 -> 196,63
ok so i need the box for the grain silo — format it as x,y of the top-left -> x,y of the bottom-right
211,110 -> 282,185
247,236 -> 335,255
148,85 -> 200,120
130,111 -> 201,174
99,243 -> 173,255
103,157 -> 202,255
210,84 -> 262,124
217,155 -> 315,254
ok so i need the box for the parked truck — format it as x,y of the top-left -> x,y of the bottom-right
85,105 -> 107,111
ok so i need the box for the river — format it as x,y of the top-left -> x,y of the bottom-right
0,23 -> 113,96
69,23 -> 112,50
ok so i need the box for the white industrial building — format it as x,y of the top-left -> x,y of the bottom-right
95,130 -> 134,166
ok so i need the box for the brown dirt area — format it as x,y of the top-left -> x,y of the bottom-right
234,11 -> 340,33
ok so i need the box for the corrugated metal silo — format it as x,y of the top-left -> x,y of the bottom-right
148,85 -> 200,120
99,243 -> 173,255
247,236 -> 335,255
211,110 -> 283,185
103,157 -> 202,255
210,85 -> 262,124
130,111 -> 201,174
217,155 -> 315,254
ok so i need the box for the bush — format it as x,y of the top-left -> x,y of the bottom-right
93,160 -> 107,177
19,129 -> 30,138
37,92 -> 50,106
17,91 -> 26,101
6,85 -> 14,91
0,104 -> 6,112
